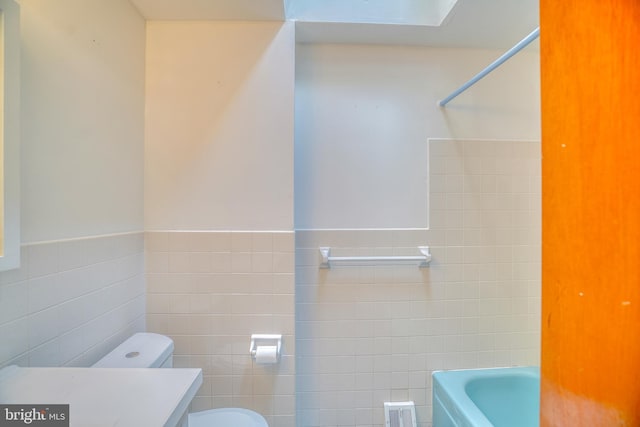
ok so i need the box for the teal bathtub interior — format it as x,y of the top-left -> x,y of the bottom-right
432,367 -> 540,427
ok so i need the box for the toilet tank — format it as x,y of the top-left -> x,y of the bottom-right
92,333 -> 174,368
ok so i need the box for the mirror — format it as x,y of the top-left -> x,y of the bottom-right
0,0 -> 20,271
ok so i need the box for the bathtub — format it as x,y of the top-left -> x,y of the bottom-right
432,366 -> 539,427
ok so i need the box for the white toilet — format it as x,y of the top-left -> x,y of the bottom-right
93,332 -> 269,427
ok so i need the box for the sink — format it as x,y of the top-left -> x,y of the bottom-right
0,365 -> 202,427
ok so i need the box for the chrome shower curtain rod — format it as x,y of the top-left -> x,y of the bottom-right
438,26 -> 540,107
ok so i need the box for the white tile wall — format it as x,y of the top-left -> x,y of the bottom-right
0,232 -> 145,368
295,139 -> 541,427
146,231 -> 296,427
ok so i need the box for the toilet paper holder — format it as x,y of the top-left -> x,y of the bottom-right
249,334 -> 282,361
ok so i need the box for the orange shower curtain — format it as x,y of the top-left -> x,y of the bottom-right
541,1 -> 640,425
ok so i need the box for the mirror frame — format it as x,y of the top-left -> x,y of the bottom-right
0,0 -> 20,271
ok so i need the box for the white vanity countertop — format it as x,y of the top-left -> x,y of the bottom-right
0,366 -> 202,427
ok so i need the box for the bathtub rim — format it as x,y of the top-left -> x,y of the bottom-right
432,366 -> 539,427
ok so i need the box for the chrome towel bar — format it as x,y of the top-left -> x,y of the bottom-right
319,246 -> 432,269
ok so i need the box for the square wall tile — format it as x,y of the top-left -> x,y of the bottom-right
144,231 -> 295,420
1,233 -> 145,370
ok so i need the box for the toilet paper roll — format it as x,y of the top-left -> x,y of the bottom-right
254,345 -> 279,364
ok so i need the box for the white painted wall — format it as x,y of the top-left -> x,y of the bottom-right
143,21 -> 296,425
10,8 -> 541,427
20,0 -> 145,243
0,0 -> 146,368
294,44 -> 540,427
144,21 -> 295,232
295,44 -> 540,230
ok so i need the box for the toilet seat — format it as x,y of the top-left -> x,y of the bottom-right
188,408 -> 268,427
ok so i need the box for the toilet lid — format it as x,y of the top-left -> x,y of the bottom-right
188,408 -> 268,427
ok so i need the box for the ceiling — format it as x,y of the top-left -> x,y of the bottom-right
128,0 -> 539,49
129,0 -> 286,21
